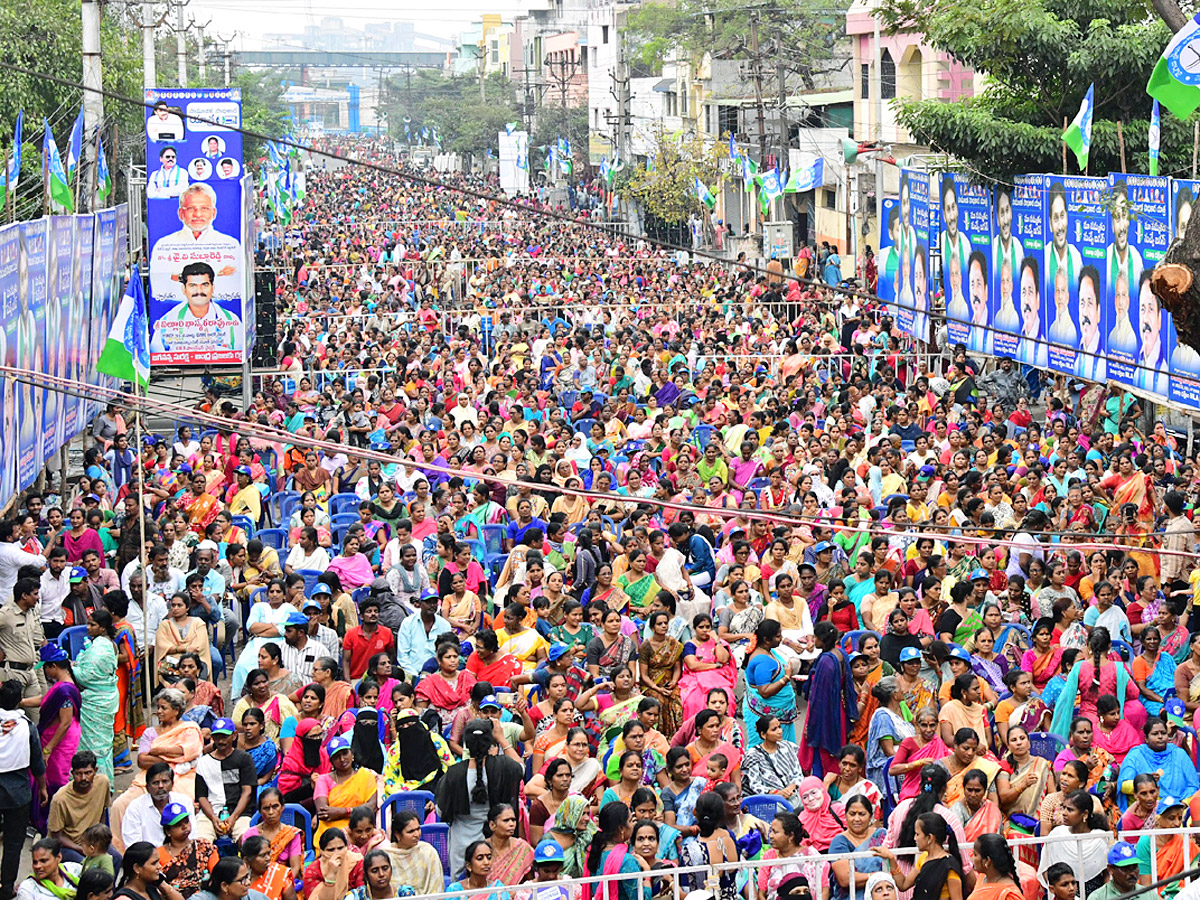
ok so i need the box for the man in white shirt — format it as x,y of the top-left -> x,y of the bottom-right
119,763 -> 193,853
0,521 -> 45,601
280,611 -> 330,683
146,146 -> 188,199
39,548 -> 70,638
126,572 -> 169,648
286,528 -> 330,574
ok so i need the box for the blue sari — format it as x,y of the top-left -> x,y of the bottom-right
1117,743 -> 1199,810
798,648 -> 857,776
1142,652 -> 1178,717
743,650 -> 797,747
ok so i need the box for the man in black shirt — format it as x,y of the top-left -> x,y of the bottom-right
193,717 -> 256,841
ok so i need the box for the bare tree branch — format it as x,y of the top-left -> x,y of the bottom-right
1152,0 -> 1188,33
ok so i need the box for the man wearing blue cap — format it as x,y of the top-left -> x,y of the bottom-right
193,718 -> 255,840
1085,842 -> 1142,900
281,610 -> 330,684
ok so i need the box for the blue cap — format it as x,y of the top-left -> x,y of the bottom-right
813,541 -> 833,554
327,735 -> 352,756
948,646 -> 972,663
39,643 -> 69,665
534,840 -> 565,864
68,567 -> 87,583
969,568 -> 989,581
899,647 -> 922,663
479,694 -> 501,710
235,465 -> 253,476
1159,796 -> 1188,814
283,610 -> 309,628
301,598 -> 322,612
1107,843 -> 1139,867
547,642 -> 570,662
160,801 -> 191,827
210,718 -> 236,735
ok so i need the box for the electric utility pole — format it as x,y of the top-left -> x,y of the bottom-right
81,0 -> 104,208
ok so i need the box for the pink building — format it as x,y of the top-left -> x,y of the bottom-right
846,0 -> 975,147
543,31 -> 589,107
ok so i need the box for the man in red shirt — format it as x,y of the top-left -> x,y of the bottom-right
342,597 -> 394,679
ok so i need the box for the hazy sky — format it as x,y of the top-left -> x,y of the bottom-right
190,0 -> 532,49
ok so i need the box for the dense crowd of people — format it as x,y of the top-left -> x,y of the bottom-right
1,135 -> 1200,900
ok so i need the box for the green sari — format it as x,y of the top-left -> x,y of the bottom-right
617,572 -> 658,613
73,635 -> 119,787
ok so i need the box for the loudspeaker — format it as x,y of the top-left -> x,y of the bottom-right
253,271 -> 278,368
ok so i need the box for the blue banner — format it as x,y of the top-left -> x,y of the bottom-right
0,226 -> 17,506
940,175 -> 992,354
1001,176 -> 1042,365
43,216 -> 73,460
16,219 -> 47,490
1043,176 -> 1107,377
70,214 -> 94,439
877,197 -> 899,313
1169,179 -> 1200,407
892,170 -> 930,342
1108,175 -> 1171,396
145,88 -> 246,366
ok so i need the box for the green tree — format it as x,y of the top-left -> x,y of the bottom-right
877,0 -> 1186,180
626,0 -> 848,93
531,106 -> 588,176
380,70 -> 519,159
626,130 -> 730,223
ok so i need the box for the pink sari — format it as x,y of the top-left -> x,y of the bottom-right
893,735 -> 949,800
680,638 -> 738,724
1093,719 -> 1142,764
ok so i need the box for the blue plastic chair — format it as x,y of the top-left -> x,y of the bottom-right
1028,732 -> 1067,762
421,823 -> 451,885
741,794 -> 793,820
996,622 -> 1031,651
250,804 -> 315,864
57,626 -> 88,659
747,477 -> 770,494
332,524 -> 352,548
331,512 -> 360,528
352,586 -> 372,604
330,493 -> 361,516
278,493 -> 303,525
257,527 -> 287,551
464,538 -> 486,565
379,790 -> 436,832
559,390 -> 579,411
882,757 -> 898,819
693,424 -> 716,449
232,515 -> 257,537
295,569 -> 324,595
573,417 -> 599,436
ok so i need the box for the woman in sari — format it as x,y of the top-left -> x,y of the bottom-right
1093,694 -> 1143,765
829,795 -> 887,900
687,709 -> 744,779
679,614 -> 737,724
1117,718 -> 1200,811
233,667 -> 299,743
178,473 -> 221,536
383,811 -> 443,896
890,707 -> 949,801
799,623 -> 858,778
1134,626 -> 1178,718
415,642 -> 476,730
1038,759 -> 1089,836
718,580 -> 764,665
326,534 -> 375,591
485,803 -> 533,886
743,620 -> 799,747
995,725 -> 1052,866
1134,798 -> 1198,898
1037,790 -> 1112,898
243,788 -> 304,879
110,689 -> 205,851
866,677 -> 914,793
968,835 -> 1025,900
231,580 -> 293,696
584,564 -> 631,614
586,607 -> 638,681
1049,627 -> 1146,734
155,595 -> 211,689
638,611 -> 683,738
440,570 -> 481,639
497,603 -> 549,675
1019,619 -> 1061,694
456,483 -> 507,539
1052,716 -> 1116,793
939,729 -> 1000,807
294,452 -> 332,510
107,594 -> 145,770
1103,455 -> 1157,525
74,610 -> 121,787
894,648 -> 934,717
548,794 -> 598,879
313,737 -> 377,843
240,708 -> 280,792
970,628 -> 1009,697
33,645 -> 82,833
616,551 -> 659,615
949,769 -> 1002,843
1175,631 -> 1200,729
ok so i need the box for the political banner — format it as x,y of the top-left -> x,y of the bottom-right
992,178 -> 1035,361
43,215 -> 74,460
1043,176 -> 1107,378
940,175 -> 992,354
241,174 -> 257,356
892,170 -> 930,342
1108,175 -> 1171,396
92,209 -> 116,423
877,198 -> 899,311
112,204 -> 129,393
16,219 -> 47,490
62,214 -> 92,443
145,88 -> 246,365
1169,179 -> 1200,407
0,226 -> 16,507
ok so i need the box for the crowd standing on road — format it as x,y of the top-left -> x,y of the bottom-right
1,137 -> 1200,900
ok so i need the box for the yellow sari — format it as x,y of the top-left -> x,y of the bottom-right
314,766 -> 378,842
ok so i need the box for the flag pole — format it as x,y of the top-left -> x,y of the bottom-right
1117,121 -> 1126,174
132,366 -> 152,730
1063,117 -> 1068,174
1193,121 -> 1198,179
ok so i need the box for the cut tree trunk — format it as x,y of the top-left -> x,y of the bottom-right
1154,213 -> 1200,351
